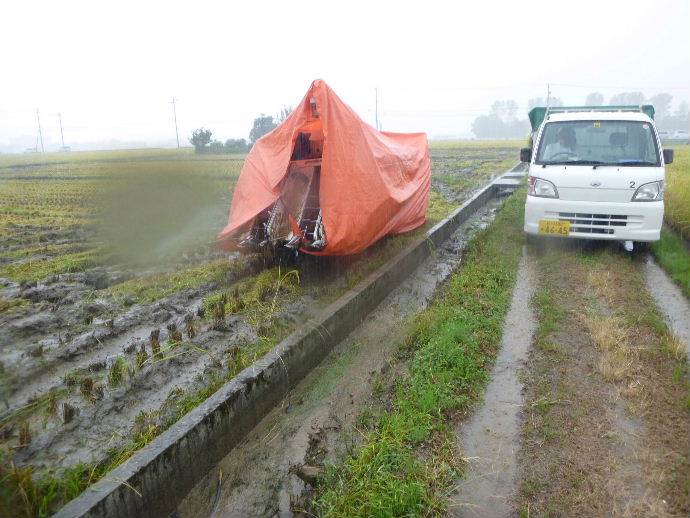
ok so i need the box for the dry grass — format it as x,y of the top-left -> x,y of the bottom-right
584,314 -> 628,351
587,267 -> 612,291
583,314 -> 635,382
597,347 -> 635,383
663,334 -> 687,361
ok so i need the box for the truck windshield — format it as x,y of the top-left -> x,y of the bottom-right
535,120 -> 660,166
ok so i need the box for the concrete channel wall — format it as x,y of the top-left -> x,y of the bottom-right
54,179 -> 518,518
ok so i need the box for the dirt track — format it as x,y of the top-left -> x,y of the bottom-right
509,243 -> 689,517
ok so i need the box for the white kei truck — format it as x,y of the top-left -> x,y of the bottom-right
520,105 -> 675,251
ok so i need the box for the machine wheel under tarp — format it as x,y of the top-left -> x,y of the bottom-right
240,128 -> 326,253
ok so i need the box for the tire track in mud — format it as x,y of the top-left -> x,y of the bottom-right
176,201 -> 505,518
643,255 -> 690,360
515,243 -> 690,517
449,249 -> 536,517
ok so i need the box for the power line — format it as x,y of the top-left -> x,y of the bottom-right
376,82 -> 690,92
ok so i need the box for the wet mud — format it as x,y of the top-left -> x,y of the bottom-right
0,254 -> 279,470
0,150 -> 516,495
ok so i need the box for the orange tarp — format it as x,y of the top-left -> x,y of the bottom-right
217,79 -> 430,255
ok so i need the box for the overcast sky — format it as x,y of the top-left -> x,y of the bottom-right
1,0 -> 689,151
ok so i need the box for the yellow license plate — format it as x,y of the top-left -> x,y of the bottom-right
538,219 -> 570,236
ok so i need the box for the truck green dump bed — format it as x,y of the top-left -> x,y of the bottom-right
528,105 -> 655,132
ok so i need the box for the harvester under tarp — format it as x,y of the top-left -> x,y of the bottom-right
217,79 -> 430,256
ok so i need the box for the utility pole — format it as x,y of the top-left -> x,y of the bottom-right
58,113 -> 65,149
375,88 -> 379,131
171,97 -> 180,148
546,84 -> 551,108
36,109 -> 44,153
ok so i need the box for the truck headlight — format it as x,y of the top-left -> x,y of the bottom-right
528,177 -> 559,198
632,181 -> 664,202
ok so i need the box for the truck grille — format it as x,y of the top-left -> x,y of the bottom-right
545,212 -> 643,235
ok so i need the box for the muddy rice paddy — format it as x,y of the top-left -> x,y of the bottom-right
0,143 -> 520,515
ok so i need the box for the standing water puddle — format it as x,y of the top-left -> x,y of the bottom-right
643,255 -> 690,359
449,250 -> 536,517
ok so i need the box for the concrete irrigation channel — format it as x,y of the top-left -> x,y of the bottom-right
54,167 -> 525,518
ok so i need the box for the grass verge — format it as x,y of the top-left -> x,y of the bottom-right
311,191 -> 525,517
665,144 -> 690,236
651,227 -> 690,298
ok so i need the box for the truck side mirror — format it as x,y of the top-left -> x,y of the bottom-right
520,148 -> 532,163
663,148 -> 674,165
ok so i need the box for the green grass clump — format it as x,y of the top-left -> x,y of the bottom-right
0,249 -> 102,283
0,416 -> 163,518
202,266 -> 300,318
654,144 -> 690,298
0,297 -> 28,313
0,457 -> 101,518
426,191 -> 456,224
108,258 -> 240,305
652,228 -> 690,298
107,357 -> 129,387
313,191 -> 526,517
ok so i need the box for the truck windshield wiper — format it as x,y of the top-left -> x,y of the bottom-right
541,160 -> 606,166
616,159 -> 658,166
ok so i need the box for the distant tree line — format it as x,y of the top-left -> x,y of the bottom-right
472,92 -> 689,139
580,91 -> 689,131
190,106 -> 292,154
471,100 -> 530,139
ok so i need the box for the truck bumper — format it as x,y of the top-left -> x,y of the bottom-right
524,196 -> 664,242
